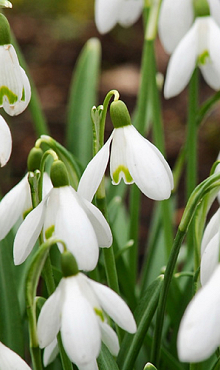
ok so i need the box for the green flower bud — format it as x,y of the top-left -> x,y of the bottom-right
144,363 -> 157,370
27,147 -> 43,172
193,0 -> 210,17
0,14 -> 11,45
110,100 -> 131,129
50,160 -> 70,188
61,251 -> 79,277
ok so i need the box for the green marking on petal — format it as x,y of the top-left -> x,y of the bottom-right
45,225 -> 55,239
113,165 -> 133,184
23,207 -> 33,219
94,307 -> 105,322
21,87 -> 25,102
197,50 -> 210,65
0,86 -> 18,105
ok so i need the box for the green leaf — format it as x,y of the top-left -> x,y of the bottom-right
97,343 -> 119,370
117,275 -> 164,370
66,37 -> 101,167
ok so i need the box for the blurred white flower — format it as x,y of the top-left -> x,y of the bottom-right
78,125 -> 173,201
164,16 -> 220,98
177,264 -> 220,363
0,172 -> 52,241
0,114 -> 12,166
0,0 -> 12,8
13,185 -> 112,270
95,0 -> 143,34
37,273 -> 136,370
0,341 -> 32,369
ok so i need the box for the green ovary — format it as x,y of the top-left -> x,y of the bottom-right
45,225 -> 55,239
113,165 -> 133,184
0,85 -> 18,105
198,50 -> 209,65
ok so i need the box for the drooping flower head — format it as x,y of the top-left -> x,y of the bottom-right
95,0 -> 144,34
78,100 -> 174,202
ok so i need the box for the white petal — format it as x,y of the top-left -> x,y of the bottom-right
177,265 -> 220,363
201,208 -> 220,255
0,115 -> 12,166
50,187 -> 99,271
110,128 -> 134,185
118,0 -> 143,28
43,338 -> 59,366
200,232 -> 220,286
100,321 -> 119,356
3,67 -> 31,116
158,0 -> 193,54
88,278 -> 137,333
61,276 -> 101,367
78,134 -> 112,202
0,175 -> 31,240
208,0 -> 220,27
42,172 -> 53,198
13,195 -> 48,265
37,282 -> 63,348
200,18 -> 220,90
77,359 -> 98,370
95,0 -> 119,34
79,194 -> 112,248
164,21 -> 197,98
124,126 -> 173,200
0,342 -> 32,370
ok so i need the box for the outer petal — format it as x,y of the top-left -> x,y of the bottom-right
37,281 -> 63,348
158,0 -> 193,54
0,342 -> 32,370
43,338 -> 59,367
61,276 -> 101,367
200,232 -> 220,286
88,278 -> 137,333
124,125 -> 173,200
78,134 -> 112,202
0,175 -> 31,240
3,67 -> 31,116
100,321 -> 119,356
164,21 -> 197,98
200,18 -> 220,90
13,195 -> 48,265
0,115 -> 11,166
79,194 -> 112,247
200,208 -> 220,255
177,265 -> 220,363
95,0 -> 119,34
118,0 -> 143,28
208,0 -> 220,27
77,360 -> 98,370
48,187 -> 99,271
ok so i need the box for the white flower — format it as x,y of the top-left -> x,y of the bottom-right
95,0 -> 143,34
164,16 -> 220,98
0,0 -> 12,8
0,341 -> 32,370
177,264 -> 220,363
37,273 -> 136,370
0,172 -> 52,241
13,185 -> 112,270
0,114 -> 12,166
78,125 -> 173,202
0,45 -> 31,115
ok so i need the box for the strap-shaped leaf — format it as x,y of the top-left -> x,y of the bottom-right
97,343 -> 120,370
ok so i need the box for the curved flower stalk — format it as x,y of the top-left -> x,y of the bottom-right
0,172 -> 52,241
0,114 -> 12,166
177,264 -> 220,363
13,161 -> 112,270
37,273 -> 136,370
0,341 -> 32,370
78,100 -> 174,201
95,0 -> 143,34
164,16 -> 220,98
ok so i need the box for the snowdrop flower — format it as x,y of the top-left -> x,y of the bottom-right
0,0 -> 12,8
95,0 -> 143,34
164,16 -> 220,98
0,341 -> 32,369
0,14 -> 31,115
78,100 -> 173,201
177,264 -> 220,363
13,160 -> 112,270
0,114 -> 12,166
0,172 -> 52,241
37,270 -> 136,370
